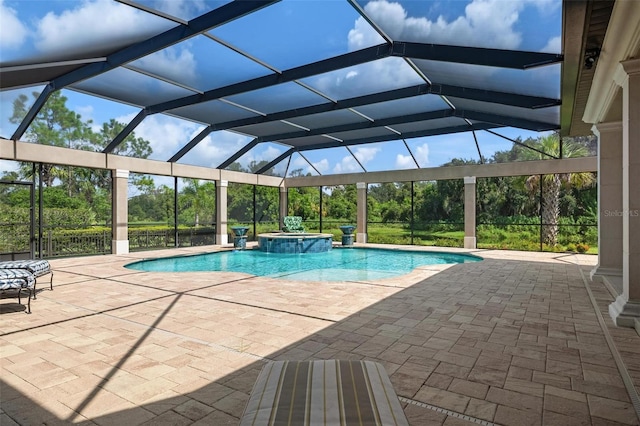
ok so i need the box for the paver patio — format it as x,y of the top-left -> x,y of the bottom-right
1,245 -> 639,425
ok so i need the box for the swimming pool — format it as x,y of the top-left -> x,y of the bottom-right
126,248 -> 482,282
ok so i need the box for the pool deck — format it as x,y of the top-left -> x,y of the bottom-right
1,244 -> 639,425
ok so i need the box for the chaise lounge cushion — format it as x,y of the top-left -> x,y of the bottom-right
0,260 -> 53,294
241,359 -> 409,426
0,260 -> 51,278
0,269 -> 35,290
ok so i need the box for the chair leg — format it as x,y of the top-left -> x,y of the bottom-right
33,280 -> 38,300
26,288 -> 31,314
50,271 -> 54,291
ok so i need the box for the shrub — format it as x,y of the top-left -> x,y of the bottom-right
576,243 -> 590,253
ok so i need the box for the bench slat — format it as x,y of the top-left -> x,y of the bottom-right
241,360 -> 409,426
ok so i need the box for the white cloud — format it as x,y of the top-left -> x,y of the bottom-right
186,131 -> 252,167
151,0 -> 207,19
116,112 -> 203,162
541,36 -> 561,53
246,145 -> 283,168
134,47 -> 198,86
341,0 -> 551,97
413,143 -> 429,166
310,56 -> 422,99
353,146 -> 380,164
395,142 -> 428,169
333,156 -> 360,174
333,146 -> 380,173
395,154 -> 414,169
34,0 -> 170,59
0,0 -> 28,51
349,0 -> 532,51
312,158 -> 329,174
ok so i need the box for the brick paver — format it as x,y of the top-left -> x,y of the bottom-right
1,245 -> 639,425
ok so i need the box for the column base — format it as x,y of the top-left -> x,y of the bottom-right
356,233 -> 367,244
112,239 -> 129,255
590,266 -> 622,279
464,236 -> 476,249
590,267 -> 623,297
217,234 -> 228,245
609,294 -> 640,328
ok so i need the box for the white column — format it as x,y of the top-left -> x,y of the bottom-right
356,182 -> 367,243
216,180 -> 228,245
591,122 -> 623,279
609,58 -> 640,327
464,176 -> 477,249
111,169 -> 129,254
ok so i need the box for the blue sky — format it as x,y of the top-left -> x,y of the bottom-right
1,0 -> 561,178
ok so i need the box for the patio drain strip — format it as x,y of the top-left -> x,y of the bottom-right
579,267 -> 640,421
398,396 -> 496,426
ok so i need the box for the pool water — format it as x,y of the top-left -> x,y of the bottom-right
126,248 -> 481,281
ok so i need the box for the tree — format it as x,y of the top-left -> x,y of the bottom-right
10,91 -> 93,189
91,119 -> 154,194
180,179 -> 215,226
8,91 -> 155,226
523,134 -> 595,246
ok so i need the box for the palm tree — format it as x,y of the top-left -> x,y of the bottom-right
524,134 -> 595,246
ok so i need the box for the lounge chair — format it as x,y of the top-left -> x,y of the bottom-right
0,260 -> 53,298
0,269 -> 35,313
240,359 -> 409,425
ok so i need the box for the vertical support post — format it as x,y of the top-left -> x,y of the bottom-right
216,180 -> 228,245
411,181 -> 415,245
591,122 -> 623,280
174,176 -> 179,247
609,59 -> 640,328
356,182 -> 367,243
319,186 -> 323,232
253,185 -> 257,240
464,176 -> 476,249
279,185 -> 288,230
539,174 -> 543,251
111,169 -> 129,254
35,163 -> 40,258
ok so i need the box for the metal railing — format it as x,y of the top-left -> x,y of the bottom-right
0,224 -> 221,258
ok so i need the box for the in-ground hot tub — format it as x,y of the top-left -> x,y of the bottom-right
258,233 -> 333,254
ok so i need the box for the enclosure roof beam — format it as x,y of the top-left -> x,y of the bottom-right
296,122 -> 501,152
456,111 -> 558,132
392,41 -> 563,69
256,109 -> 455,143
217,138 -> 260,169
168,126 -> 214,163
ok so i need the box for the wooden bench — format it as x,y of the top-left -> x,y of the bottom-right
240,360 -> 409,426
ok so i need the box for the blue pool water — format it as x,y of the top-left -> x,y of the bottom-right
126,248 -> 481,282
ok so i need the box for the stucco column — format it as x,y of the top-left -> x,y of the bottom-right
216,180 -> 228,245
591,122 -> 623,279
356,182 -> 367,243
609,58 -> 640,328
279,186 -> 288,230
464,176 -> 476,249
111,169 -> 129,254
